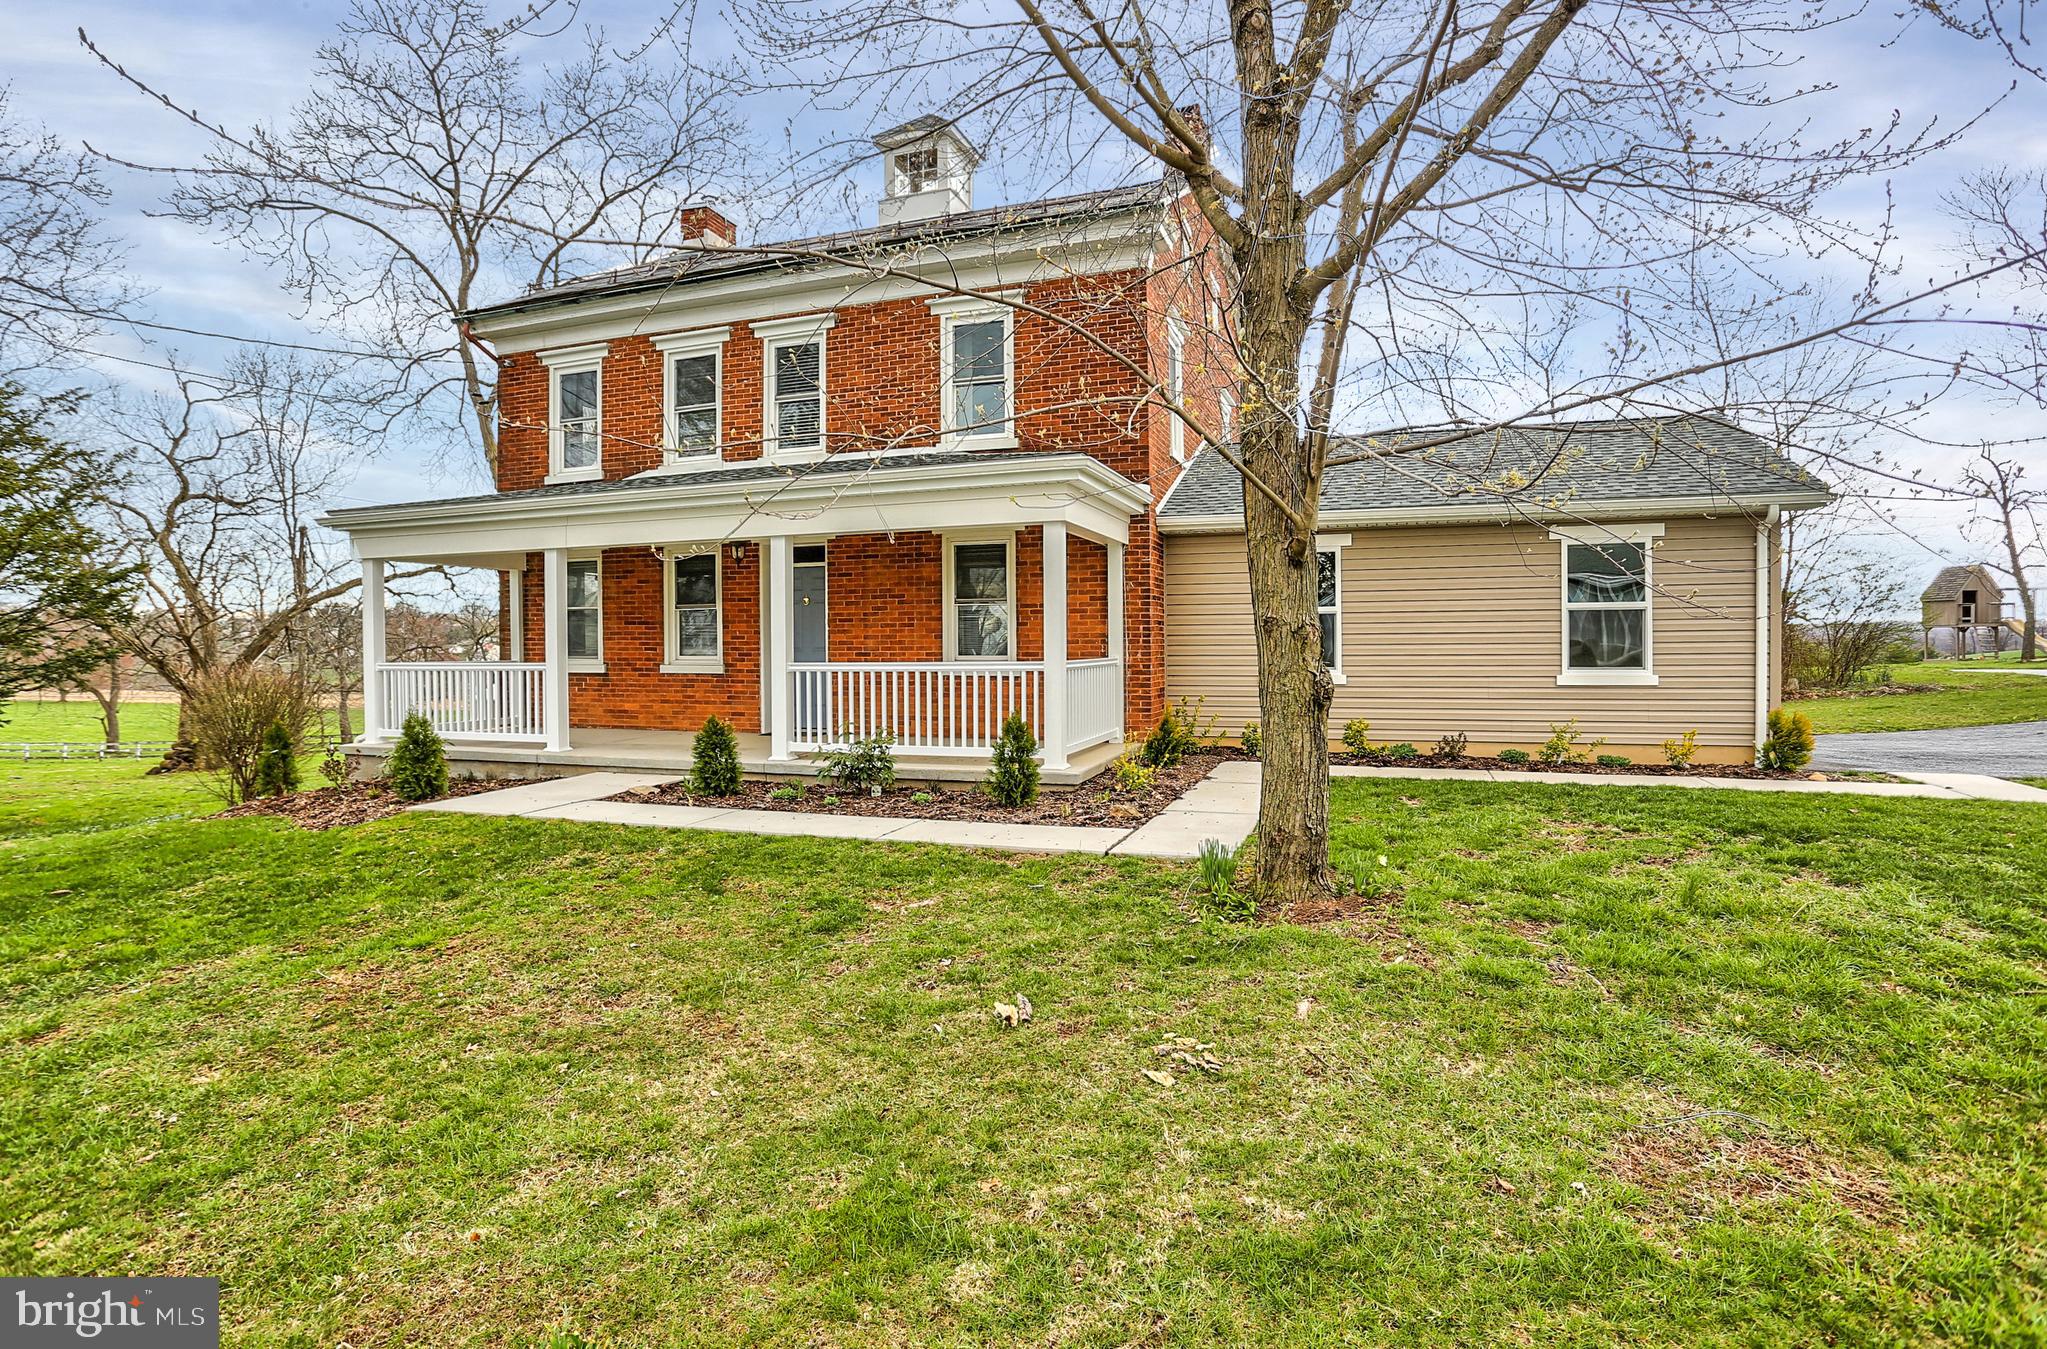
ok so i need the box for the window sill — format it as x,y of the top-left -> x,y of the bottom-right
766,446 -> 826,465
545,468 -> 603,486
569,659 -> 607,675
660,660 -> 726,676
943,433 -> 1018,452
1327,669 -> 1347,685
1556,669 -> 1658,687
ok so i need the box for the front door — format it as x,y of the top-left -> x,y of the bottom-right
792,545 -> 828,738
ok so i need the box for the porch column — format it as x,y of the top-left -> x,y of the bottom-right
359,557 -> 386,743
767,535 -> 795,761
1042,521 -> 1069,770
1107,538 -> 1126,739
541,547 -> 571,752
506,565 -> 524,662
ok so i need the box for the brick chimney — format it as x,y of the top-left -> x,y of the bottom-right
676,205 -> 735,248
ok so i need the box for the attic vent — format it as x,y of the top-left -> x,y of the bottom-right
873,116 -> 981,225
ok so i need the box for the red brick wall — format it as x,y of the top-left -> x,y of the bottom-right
491,191 -> 1235,739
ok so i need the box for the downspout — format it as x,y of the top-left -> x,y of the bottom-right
1755,506 -> 1778,754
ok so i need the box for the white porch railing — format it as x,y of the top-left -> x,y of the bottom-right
1064,658 -> 1124,753
791,662 -> 1045,755
379,662 -> 547,742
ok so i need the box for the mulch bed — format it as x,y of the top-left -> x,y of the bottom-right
1329,749 -> 1797,779
215,777 -> 529,831
1788,683 -> 1943,701
613,752 -> 1236,828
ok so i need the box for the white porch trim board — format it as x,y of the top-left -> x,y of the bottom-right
542,547 -> 571,751
1042,519 -> 1069,770
360,558 -> 387,743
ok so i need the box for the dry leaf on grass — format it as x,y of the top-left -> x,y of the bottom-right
1153,1036 -> 1224,1074
1141,1069 -> 1176,1088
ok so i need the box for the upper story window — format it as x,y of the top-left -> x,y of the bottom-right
1166,313 -> 1186,462
654,328 -> 729,460
753,315 -> 836,460
894,147 -> 940,194
1555,525 -> 1660,686
928,295 -> 1016,446
539,343 -> 608,481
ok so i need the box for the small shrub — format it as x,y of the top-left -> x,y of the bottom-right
1662,729 -> 1700,768
691,714 -> 742,795
1432,731 -> 1469,759
1381,742 -> 1419,761
820,795 -> 841,808
911,791 -> 934,804
184,663 -> 320,803
1141,708 -> 1198,767
1537,719 -> 1604,766
984,712 -> 1040,807
385,712 -> 448,802
1497,748 -> 1531,766
1110,753 -> 1156,794
821,730 -> 896,795
1340,718 -> 1373,753
317,743 -> 348,786
1239,721 -> 1261,757
1759,707 -> 1815,773
1175,693 -> 1221,744
1195,839 -> 1256,921
767,784 -> 801,802
1596,754 -> 1633,768
253,720 -> 300,797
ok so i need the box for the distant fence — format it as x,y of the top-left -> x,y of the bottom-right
3,733 -> 343,762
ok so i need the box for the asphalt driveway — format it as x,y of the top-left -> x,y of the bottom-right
1812,719 -> 2047,778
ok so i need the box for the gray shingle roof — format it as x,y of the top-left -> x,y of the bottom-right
465,182 -> 1165,321
1921,563 -> 2002,602
321,450 -> 1071,524
1158,415 -> 1830,524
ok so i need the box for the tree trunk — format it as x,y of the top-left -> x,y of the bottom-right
1999,513 -> 2038,662
95,658 -> 122,746
1234,236 -> 1336,909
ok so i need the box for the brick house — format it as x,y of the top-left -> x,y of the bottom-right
322,119 -> 1830,778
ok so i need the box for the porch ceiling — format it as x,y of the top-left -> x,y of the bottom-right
318,450 -> 1149,564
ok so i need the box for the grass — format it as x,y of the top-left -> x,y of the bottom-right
0,698 -> 181,743
2,763 -> 2044,1345
1798,658 -> 2047,734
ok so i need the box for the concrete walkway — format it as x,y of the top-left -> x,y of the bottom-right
1811,719 -> 2047,780
414,757 -> 2047,861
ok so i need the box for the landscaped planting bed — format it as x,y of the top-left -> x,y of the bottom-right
215,776 -> 534,830
1330,749 -> 1808,779
612,751 -> 1234,826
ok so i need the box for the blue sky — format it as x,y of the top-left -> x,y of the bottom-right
8,0 -> 2044,591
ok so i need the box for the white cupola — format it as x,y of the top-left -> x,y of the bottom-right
874,116 -> 980,226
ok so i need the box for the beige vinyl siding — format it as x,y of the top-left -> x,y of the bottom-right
1164,517 -> 1766,757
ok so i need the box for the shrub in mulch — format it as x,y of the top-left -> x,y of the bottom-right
1328,747 -> 1802,780
615,751 -> 1235,828
215,777 -> 524,831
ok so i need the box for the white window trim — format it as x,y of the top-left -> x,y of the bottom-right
1551,523 -> 1662,687
565,552 -> 606,674
754,314 -> 836,462
540,342 -> 608,484
1317,533 -> 1349,685
654,328 -> 729,461
929,295 -> 1017,449
661,546 -> 725,675
1166,312 -> 1187,463
941,530 -> 1017,662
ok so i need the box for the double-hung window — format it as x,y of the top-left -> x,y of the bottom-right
566,557 -> 603,668
753,315 -> 835,459
1555,526 -> 1659,685
947,539 -> 1013,660
541,344 -> 607,481
1166,314 -> 1186,461
949,319 -> 1008,439
664,550 -> 721,672
655,328 -> 728,460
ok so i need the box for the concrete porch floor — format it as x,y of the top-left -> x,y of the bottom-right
348,725 -> 1125,787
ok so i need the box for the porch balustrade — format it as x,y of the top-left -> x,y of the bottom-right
787,658 -> 1124,757
378,661 -> 547,742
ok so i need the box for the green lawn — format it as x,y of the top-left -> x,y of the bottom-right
1798,659 -> 2047,734
0,698 -> 181,743
2,763 -> 2043,1345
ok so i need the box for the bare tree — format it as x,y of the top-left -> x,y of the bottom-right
81,0 -> 748,472
1962,449 -> 2042,660
1781,514 -> 1913,688
739,0 -> 2040,906
0,88 -> 135,371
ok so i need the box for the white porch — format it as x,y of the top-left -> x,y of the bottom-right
323,451 -> 1150,781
